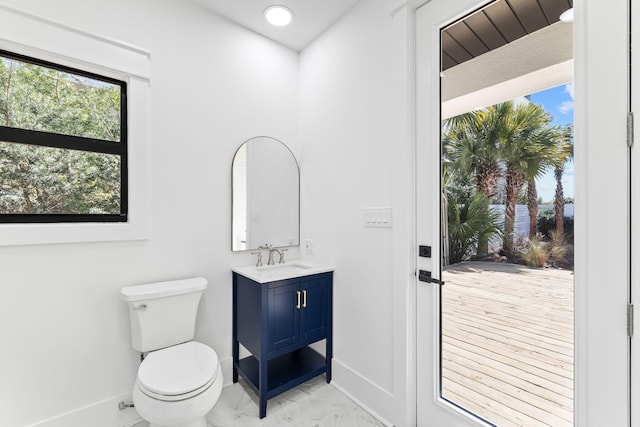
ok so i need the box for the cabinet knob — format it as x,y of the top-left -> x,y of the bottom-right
296,290 -> 301,309
302,290 -> 307,308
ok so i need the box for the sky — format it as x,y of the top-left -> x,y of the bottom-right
528,83 -> 575,203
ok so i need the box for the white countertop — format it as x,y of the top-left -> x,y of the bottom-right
232,260 -> 334,283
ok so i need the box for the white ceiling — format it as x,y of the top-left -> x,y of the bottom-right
194,0 -> 362,51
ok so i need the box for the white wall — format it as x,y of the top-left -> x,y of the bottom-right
0,1 -> 299,425
1,0 -> 421,425
299,0 -> 412,425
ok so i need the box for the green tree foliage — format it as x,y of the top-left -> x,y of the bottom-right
443,106 -> 505,200
443,99 -> 570,263
553,125 -> 573,237
446,192 -> 503,264
499,101 -> 562,256
537,209 -> 574,240
0,57 -> 121,215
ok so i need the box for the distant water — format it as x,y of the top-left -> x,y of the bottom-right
490,204 -> 574,239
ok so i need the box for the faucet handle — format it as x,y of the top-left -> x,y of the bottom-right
278,248 -> 288,264
251,251 -> 263,267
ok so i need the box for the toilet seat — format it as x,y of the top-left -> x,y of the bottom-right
137,341 -> 219,402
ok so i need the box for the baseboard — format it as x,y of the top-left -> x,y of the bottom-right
26,357 -> 234,427
25,361 -> 387,427
331,358 -> 395,427
26,391 -> 141,427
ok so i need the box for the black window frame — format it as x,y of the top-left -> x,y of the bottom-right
0,49 -> 128,223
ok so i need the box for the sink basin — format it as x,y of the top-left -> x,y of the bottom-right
258,262 -> 311,272
232,260 -> 333,283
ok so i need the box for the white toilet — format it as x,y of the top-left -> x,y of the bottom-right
121,277 -> 223,427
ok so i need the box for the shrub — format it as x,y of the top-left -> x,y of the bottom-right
537,209 -> 574,239
522,239 -> 547,267
447,193 -> 503,264
548,230 -> 565,264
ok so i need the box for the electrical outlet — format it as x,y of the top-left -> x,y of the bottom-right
305,239 -> 314,254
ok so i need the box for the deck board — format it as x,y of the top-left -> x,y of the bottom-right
441,261 -> 574,426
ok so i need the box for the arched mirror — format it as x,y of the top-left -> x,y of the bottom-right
232,136 -> 300,251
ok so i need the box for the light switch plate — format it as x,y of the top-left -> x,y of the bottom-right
363,207 -> 392,228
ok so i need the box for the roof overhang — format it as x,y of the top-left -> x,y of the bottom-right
442,21 -> 573,119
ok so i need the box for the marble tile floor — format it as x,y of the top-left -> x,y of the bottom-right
132,375 -> 386,427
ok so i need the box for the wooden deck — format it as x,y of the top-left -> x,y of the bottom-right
441,261 -> 574,427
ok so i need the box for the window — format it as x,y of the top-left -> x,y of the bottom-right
0,49 -> 127,223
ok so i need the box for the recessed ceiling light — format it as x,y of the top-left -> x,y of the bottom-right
264,5 -> 293,27
559,8 -> 574,23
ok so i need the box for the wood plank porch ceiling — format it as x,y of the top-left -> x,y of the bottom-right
442,0 -> 574,71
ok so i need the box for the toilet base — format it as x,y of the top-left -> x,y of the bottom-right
149,417 -> 206,427
133,361 -> 222,427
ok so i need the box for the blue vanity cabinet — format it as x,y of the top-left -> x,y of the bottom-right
268,281 -> 300,351
232,271 -> 333,419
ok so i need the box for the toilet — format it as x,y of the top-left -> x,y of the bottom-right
121,277 -> 222,427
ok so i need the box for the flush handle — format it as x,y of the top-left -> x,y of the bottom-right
132,304 -> 147,311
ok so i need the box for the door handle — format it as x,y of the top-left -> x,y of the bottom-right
418,270 -> 445,286
302,290 -> 307,308
296,290 -> 301,309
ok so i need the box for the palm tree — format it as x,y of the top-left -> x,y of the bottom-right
526,124 -> 569,240
499,101 -> 562,257
553,125 -> 574,236
526,178 -> 539,240
443,105 -> 508,200
443,105 -> 510,257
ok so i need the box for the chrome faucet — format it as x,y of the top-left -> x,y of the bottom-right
277,248 -> 288,264
259,244 -> 285,265
251,249 -> 264,267
265,244 -> 278,265
256,244 -> 288,266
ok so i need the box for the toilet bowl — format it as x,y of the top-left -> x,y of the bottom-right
121,278 -> 222,427
133,341 -> 223,427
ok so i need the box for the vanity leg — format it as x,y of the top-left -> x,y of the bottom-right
232,277 -> 239,383
326,279 -> 333,383
232,339 -> 239,383
259,363 -> 268,418
325,330 -> 332,383
259,398 -> 267,419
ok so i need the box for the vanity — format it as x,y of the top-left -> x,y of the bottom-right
231,136 -> 330,417
232,261 -> 333,418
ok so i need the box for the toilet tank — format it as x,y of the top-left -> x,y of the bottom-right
121,277 -> 208,352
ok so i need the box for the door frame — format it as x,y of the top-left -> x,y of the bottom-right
631,1 -> 639,425
413,0 -> 631,425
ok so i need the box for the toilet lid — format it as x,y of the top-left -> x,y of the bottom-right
138,342 -> 219,396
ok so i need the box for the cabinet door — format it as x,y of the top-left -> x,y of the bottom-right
299,277 -> 328,343
268,282 -> 300,352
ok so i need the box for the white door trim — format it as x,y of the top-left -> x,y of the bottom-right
416,1 -> 497,425
630,1 -> 639,426
573,1 -> 630,425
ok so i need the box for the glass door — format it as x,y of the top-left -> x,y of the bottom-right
416,0 -> 630,425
